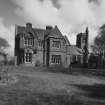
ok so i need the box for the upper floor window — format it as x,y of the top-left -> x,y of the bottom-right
52,41 -> 61,48
63,41 -> 66,48
24,38 -> 33,46
82,36 -> 86,43
38,40 -> 43,47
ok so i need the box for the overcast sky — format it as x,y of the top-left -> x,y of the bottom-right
0,0 -> 105,55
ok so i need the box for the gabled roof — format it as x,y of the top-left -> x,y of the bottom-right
32,28 -> 45,40
48,26 -> 64,38
64,36 -> 71,46
16,24 -> 68,41
16,25 -> 26,34
67,45 -> 83,55
16,25 -> 46,40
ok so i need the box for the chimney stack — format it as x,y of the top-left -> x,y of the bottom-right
26,23 -> 32,28
46,26 -> 53,31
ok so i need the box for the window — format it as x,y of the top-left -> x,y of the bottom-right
24,38 -> 28,45
52,41 -> 61,48
82,36 -> 86,43
63,41 -> 65,49
51,55 -> 61,64
39,40 -> 43,47
25,53 -> 32,63
24,38 -> 33,46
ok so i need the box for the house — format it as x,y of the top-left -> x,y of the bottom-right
15,23 -> 83,67
15,23 -> 75,67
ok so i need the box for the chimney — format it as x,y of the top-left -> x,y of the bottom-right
46,26 -> 53,31
26,23 -> 32,28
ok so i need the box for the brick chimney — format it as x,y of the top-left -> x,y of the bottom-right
26,23 -> 32,28
46,26 -> 53,31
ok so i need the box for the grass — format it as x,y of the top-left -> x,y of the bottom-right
0,66 -> 105,105
73,84 -> 105,99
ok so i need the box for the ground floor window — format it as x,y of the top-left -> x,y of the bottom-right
51,55 -> 61,64
25,53 -> 32,63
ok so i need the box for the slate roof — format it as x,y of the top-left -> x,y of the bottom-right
48,26 -> 64,38
16,25 -> 26,34
16,25 -> 65,40
16,25 -> 46,40
67,45 -> 83,55
64,36 -> 71,46
32,28 -> 45,40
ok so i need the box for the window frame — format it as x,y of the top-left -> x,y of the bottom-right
51,55 -> 61,64
38,40 -> 43,47
25,52 -> 32,63
52,41 -> 61,48
24,38 -> 34,46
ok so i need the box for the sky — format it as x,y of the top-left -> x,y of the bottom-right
0,0 -> 105,55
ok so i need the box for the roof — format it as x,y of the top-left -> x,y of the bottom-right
16,25 -> 26,34
16,25 -> 65,40
16,25 -> 46,40
64,36 -> 71,46
48,26 -> 64,38
67,45 -> 83,55
16,24 -> 71,43
32,28 -> 45,40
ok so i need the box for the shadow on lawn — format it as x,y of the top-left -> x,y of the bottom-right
0,86 -> 83,105
1,91 -> 83,105
72,84 -> 105,99
0,86 -> 104,105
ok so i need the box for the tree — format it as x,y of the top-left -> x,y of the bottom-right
0,37 -> 9,50
91,24 -> 105,68
0,37 -> 9,65
91,24 -> 105,53
0,37 -> 9,80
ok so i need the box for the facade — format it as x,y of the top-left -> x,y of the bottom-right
76,27 -> 89,65
15,23 -> 72,67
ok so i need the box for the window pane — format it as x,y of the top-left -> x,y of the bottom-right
51,55 -> 61,64
24,38 -> 33,46
25,53 -> 32,62
52,41 -> 61,48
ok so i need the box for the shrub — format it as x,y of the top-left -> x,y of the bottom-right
49,64 -> 67,73
7,59 -> 15,65
35,60 -> 40,67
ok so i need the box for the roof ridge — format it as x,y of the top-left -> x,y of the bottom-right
32,28 -> 46,31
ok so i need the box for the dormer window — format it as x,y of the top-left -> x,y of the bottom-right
52,41 -> 61,48
24,38 -> 33,46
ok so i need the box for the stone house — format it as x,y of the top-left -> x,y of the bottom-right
15,23 -> 76,67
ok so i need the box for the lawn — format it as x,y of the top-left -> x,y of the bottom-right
0,66 -> 105,105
